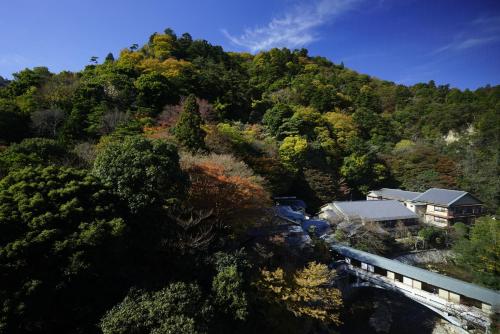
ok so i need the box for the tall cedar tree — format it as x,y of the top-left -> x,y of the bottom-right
175,94 -> 206,152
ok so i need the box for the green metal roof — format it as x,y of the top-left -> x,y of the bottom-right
332,244 -> 500,307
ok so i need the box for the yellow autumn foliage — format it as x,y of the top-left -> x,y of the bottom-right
323,112 -> 359,148
138,58 -> 192,78
116,49 -> 144,68
257,262 -> 342,325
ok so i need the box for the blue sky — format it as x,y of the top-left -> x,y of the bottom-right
1,0 -> 499,89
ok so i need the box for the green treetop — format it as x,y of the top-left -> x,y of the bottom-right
92,136 -> 186,212
0,166 -> 126,333
174,94 -> 206,152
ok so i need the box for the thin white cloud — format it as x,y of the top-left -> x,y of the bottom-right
470,15 -> 500,29
222,0 -> 361,52
431,15 -> 500,55
456,36 -> 498,50
432,36 -> 499,55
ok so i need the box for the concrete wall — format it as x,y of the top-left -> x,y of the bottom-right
449,292 -> 460,303
427,205 -> 449,217
361,262 -> 374,272
406,202 -> 416,212
482,303 -> 492,314
425,214 -> 448,227
438,288 -> 449,300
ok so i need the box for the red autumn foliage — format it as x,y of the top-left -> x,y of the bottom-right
158,97 -> 216,128
181,153 -> 272,234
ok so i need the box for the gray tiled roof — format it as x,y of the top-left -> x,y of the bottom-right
332,244 -> 500,307
412,188 -> 480,207
332,200 -> 418,222
319,209 -> 341,221
369,188 -> 422,201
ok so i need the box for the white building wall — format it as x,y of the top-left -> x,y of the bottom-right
403,277 -> 413,286
438,288 -> 449,300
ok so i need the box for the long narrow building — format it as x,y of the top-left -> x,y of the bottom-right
332,244 -> 499,314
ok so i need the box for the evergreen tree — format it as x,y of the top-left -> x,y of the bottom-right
93,136 -> 186,213
105,52 -> 115,63
0,166 -> 127,333
174,94 -> 206,152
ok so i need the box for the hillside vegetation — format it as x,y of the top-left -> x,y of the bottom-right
0,28 -> 498,333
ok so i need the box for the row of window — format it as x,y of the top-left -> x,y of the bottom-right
344,256 -> 484,309
433,216 -> 447,223
452,207 -> 480,215
430,206 -> 481,215
432,206 -> 447,212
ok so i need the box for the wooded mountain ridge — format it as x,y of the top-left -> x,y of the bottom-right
0,27 -> 498,334
1,28 -> 497,213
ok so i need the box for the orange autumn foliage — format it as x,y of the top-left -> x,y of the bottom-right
181,153 -> 272,234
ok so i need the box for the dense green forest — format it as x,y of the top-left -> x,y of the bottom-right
0,28 -> 499,333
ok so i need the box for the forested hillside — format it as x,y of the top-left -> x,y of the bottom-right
0,28 -> 498,333
1,28 -> 498,212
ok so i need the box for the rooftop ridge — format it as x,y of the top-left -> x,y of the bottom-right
447,192 -> 469,206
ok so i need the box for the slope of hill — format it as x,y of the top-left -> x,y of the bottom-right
1,28 -> 498,212
0,27 -> 499,334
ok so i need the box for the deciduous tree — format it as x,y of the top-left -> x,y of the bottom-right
257,262 -> 342,325
180,153 -> 271,235
30,108 -> 65,137
279,135 -> 307,173
454,217 -> 500,289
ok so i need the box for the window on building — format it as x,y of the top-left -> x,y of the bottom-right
374,267 -> 386,276
394,273 -> 403,283
351,259 -> 361,268
421,282 -> 438,294
460,295 -> 482,308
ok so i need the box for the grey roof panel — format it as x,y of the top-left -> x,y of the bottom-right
451,193 -> 483,206
369,188 -> 422,201
332,244 -> 500,306
412,188 -> 481,207
319,209 -> 342,223
333,200 -> 418,222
